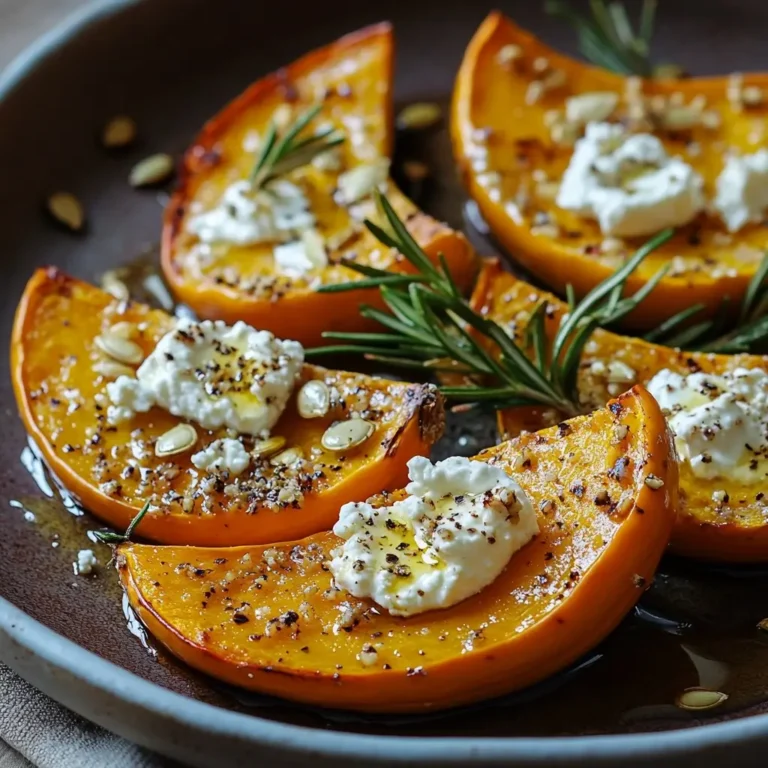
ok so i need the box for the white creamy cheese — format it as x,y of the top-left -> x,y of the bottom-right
647,367 -> 768,483
191,438 -> 250,475
273,228 -> 328,276
714,150 -> 768,232
556,122 -> 705,237
187,179 -> 315,246
107,319 -> 303,435
329,456 -> 539,617
75,549 -> 97,575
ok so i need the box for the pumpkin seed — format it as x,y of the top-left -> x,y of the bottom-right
297,380 -> 330,419
270,446 -> 304,466
301,229 -> 329,269
644,474 -> 665,490
396,102 -> 442,132
100,270 -> 130,301
337,159 -> 390,205
95,333 -> 144,365
652,63 -> 686,80
252,436 -> 286,458
565,91 -> 618,125
47,192 -> 85,232
497,43 -> 523,67
155,424 -> 197,457
129,153 -> 174,188
109,321 -> 136,339
102,115 -> 137,148
321,419 -> 375,452
675,687 -> 729,711
92,359 -> 136,379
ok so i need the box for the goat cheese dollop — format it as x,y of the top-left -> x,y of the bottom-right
329,456 -> 539,617
556,122 -> 705,237
187,179 -> 315,246
191,438 -> 251,476
107,319 -> 303,436
647,367 -> 768,483
714,150 -> 768,232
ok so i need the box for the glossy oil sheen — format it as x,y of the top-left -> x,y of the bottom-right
3,0 -> 768,744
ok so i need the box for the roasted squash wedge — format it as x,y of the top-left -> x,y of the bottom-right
119,386 -> 676,713
472,259 -> 768,563
11,268 -> 444,546
163,24 -> 477,346
452,12 -> 768,328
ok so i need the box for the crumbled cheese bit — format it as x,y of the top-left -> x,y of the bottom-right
329,456 -> 538,617
187,179 -> 315,246
556,122 -> 704,237
273,228 -> 328,276
75,549 -> 98,575
106,319 -> 303,435
192,438 -> 250,476
647,367 -> 768,483
714,150 -> 768,232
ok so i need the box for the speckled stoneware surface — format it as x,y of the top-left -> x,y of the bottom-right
4,1 -> 768,766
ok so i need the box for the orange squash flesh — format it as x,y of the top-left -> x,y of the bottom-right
471,259 -> 768,563
119,386 -> 676,713
11,268 -> 444,546
452,12 -> 768,329
163,24 -> 477,346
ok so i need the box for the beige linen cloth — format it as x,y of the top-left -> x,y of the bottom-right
0,1 -> 174,765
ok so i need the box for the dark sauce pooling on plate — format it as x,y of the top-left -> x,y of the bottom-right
13,98 -> 768,737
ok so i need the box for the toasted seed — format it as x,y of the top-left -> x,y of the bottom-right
47,192 -> 85,231
102,115 -> 137,148
297,380 -> 330,419
743,85 -> 764,106
321,419 -> 375,452
129,153 -> 174,188
652,63 -> 686,80
100,270 -> 130,301
252,436 -> 287,458
644,474 -> 665,490
270,446 -> 304,466
92,359 -> 136,379
337,159 -> 390,204
95,333 -> 144,365
565,91 -> 618,125
155,424 -> 197,457
660,105 -> 701,131
675,687 -> 729,711
301,229 -> 329,269
396,102 -> 442,132
109,321 -> 136,339
497,43 -> 523,67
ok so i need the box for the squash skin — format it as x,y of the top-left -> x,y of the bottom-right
163,24 -> 477,345
452,12 -> 768,329
119,386 -> 677,713
471,259 -> 768,563
11,268 -> 445,546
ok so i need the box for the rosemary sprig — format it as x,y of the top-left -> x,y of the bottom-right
305,191 -> 673,414
643,254 -> 768,353
93,501 -> 150,545
546,0 -> 656,77
249,104 -> 344,190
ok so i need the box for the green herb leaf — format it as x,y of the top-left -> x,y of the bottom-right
93,500 -> 151,545
307,190 -> 672,415
546,0 -> 658,77
249,104 -> 344,190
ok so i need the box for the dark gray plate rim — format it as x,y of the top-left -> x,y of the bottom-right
1,1 -> 768,765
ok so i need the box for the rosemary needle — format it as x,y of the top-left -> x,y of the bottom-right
249,103 -> 344,190
306,190 -> 673,415
93,500 -> 151,545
